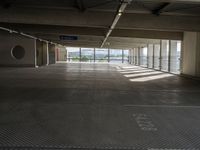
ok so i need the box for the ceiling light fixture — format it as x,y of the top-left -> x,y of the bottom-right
118,12 -> 122,16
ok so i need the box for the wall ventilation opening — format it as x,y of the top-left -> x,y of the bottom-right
11,45 -> 25,60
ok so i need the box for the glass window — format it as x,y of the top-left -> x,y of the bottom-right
134,48 -> 139,65
140,47 -> 148,67
148,44 -> 154,68
81,48 -> 94,62
95,48 -> 108,62
154,44 -> 161,70
170,40 -> 181,74
130,49 -> 134,64
123,50 -> 129,63
67,47 -> 129,64
110,49 -> 122,63
67,47 -> 80,62
161,40 -> 170,71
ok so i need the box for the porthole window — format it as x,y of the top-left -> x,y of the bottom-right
11,45 -> 25,60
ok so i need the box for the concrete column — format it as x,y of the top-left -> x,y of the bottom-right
182,32 -> 200,77
43,42 -> 48,65
132,49 -> 134,64
170,41 -> 177,73
79,48 -> 81,62
196,33 -> 200,77
161,40 -> 169,71
138,47 -> 140,66
46,42 -> 49,65
128,50 -> 130,64
159,40 -> 162,70
56,47 -> 59,62
170,40 -> 182,74
134,48 -> 137,65
131,49 -> 134,64
153,44 -> 155,69
168,41 -> 171,72
122,50 -> 124,63
148,44 -> 154,68
108,49 -> 110,63
34,40 -> 37,67
36,40 -> 43,66
94,48 -> 96,62
154,44 -> 161,70
147,45 -> 149,68
136,48 -> 139,65
48,43 -> 56,64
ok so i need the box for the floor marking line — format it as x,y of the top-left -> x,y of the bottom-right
124,104 -> 200,108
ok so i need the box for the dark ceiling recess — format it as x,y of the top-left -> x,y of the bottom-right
75,0 -> 86,12
74,0 -> 120,12
11,45 -> 25,60
0,0 -> 15,9
152,2 -> 171,16
87,0 -> 118,9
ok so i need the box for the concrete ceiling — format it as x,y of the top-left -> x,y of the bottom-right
0,0 -> 200,48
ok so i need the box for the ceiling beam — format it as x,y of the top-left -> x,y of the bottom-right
117,13 -> 200,31
138,0 -> 200,4
112,29 -> 183,40
57,40 -> 148,49
0,23 -> 183,40
33,34 -> 160,44
0,8 -> 200,31
101,0 -> 132,48
0,23 -> 107,36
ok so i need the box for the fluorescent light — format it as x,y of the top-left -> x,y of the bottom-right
118,12 -> 122,16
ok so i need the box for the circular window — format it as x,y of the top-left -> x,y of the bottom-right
11,45 -> 25,60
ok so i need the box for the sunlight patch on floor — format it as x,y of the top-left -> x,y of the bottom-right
124,71 -> 163,78
120,70 -> 154,74
129,74 -> 174,82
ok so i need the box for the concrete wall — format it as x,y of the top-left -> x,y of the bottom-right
0,30 -> 36,67
196,33 -> 200,77
36,40 -> 48,66
56,46 -> 67,61
43,42 -> 48,65
182,32 -> 199,77
48,44 -> 56,64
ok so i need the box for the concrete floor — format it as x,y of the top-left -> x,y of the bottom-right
0,63 -> 200,149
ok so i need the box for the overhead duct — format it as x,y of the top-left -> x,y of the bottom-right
0,27 -> 59,46
100,0 -> 132,48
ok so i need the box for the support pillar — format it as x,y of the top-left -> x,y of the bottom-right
182,32 -> 200,77
122,50 -> 124,63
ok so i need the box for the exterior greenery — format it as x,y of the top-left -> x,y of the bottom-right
67,47 -> 129,63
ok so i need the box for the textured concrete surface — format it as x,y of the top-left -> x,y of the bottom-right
0,63 -> 200,149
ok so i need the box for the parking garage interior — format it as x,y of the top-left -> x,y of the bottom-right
0,0 -> 200,149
